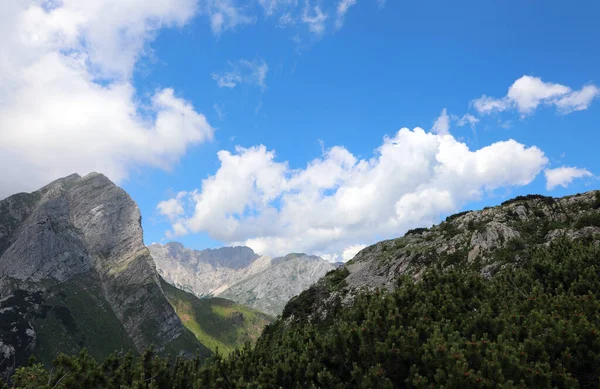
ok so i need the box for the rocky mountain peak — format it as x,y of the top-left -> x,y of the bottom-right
0,173 -> 208,369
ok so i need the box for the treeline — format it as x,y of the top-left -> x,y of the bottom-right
3,239 -> 600,388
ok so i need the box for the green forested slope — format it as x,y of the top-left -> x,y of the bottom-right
160,278 -> 272,355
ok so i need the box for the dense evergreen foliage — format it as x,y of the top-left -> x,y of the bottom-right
3,239 -> 600,388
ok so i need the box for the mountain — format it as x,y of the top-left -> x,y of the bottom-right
219,253 -> 336,315
0,173 -> 268,372
5,190 -> 600,388
149,244 -> 335,316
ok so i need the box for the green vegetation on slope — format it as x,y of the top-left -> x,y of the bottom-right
4,238 -> 600,388
33,274 -> 138,365
160,278 -> 272,356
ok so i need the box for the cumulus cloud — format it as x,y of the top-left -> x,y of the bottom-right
544,166 -> 594,190
212,58 -> 269,90
302,1 -> 328,35
431,108 -> 450,135
158,128 -> 549,260
0,0 -> 214,199
471,75 -> 599,116
157,191 -> 188,221
335,0 -> 357,29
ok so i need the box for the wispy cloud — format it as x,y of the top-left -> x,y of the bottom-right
335,0 -> 357,30
259,0 -> 295,16
212,57 -> 269,91
204,0 -> 255,35
278,12 -> 296,27
213,103 -> 225,119
456,114 -> 480,129
431,108 -> 450,135
302,1 -> 328,35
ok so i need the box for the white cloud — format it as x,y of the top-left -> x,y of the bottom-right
471,75 -> 600,116
212,58 -> 269,91
158,128 -> 548,259
0,0 -> 214,199
259,0 -> 296,16
213,103 -> 225,119
544,166 -> 593,190
431,108 -> 450,135
471,95 -> 511,115
335,0 -> 357,30
203,0 -> 255,35
302,1 -> 328,35
456,114 -> 480,128
157,191 -> 187,221
554,85 -> 600,114
278,12 -> 296,27
342,244 -> 366,261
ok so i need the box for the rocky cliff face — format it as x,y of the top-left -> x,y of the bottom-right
149,244 -> 335,316
0,173 -> 209,371
283,191 -> 600,324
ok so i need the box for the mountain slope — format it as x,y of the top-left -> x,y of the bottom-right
150,244 -> 335,316
283,190 -> 600,324
160,277 -> 272,356
0,173 -> 211,369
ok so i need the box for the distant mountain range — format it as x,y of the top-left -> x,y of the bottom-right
0,173 -> 270,375
149,243 -> 336,316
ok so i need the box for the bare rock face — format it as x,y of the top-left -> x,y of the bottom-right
0,173 -> 208,371
149,244 -> 335,316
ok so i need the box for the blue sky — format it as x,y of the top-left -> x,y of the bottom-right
1,0 -> 599,261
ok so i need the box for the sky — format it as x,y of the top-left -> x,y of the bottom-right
1,0 -> 599,262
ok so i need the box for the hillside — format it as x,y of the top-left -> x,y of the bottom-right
283,190 -> 600,324
2,189 -> 600,388
150,243 -> 335,316
160,277 -> 272,355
